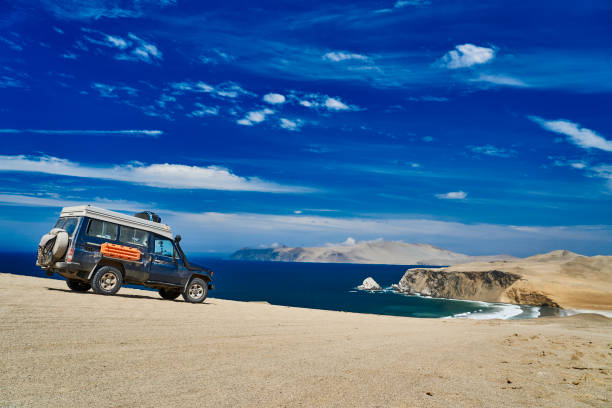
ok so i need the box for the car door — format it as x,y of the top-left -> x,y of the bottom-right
148,235 -> 182,285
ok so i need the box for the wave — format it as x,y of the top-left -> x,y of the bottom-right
449,303 -> 539,320
559,309 -> 612,318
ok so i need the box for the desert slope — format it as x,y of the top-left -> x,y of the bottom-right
230,240 -> 515,265
396,250 -> 612,310
1,273 -> 611,408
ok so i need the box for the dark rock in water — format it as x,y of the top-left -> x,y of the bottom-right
397,269 -> 521,301
395,268 -> 561,307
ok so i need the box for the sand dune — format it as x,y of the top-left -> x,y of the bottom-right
1,273 -> 611,407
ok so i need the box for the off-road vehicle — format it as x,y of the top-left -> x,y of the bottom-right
36,205 -> 214,303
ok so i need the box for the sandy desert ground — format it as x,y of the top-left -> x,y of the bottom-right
1,273 -> 610,407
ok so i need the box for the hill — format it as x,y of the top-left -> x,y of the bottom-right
396,251 -> 612,310
230,240 -> 515,265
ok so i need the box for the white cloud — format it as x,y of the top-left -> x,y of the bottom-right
173,81 -> 253,99
299,100 -> 313,107
422,136 -> 434,142
469,145 -> 516,158
41,0 -> 177,20
438,44 -> 495,69
106,35 -> 128,49
0,36 -> 23,51
394,0 -> 431,8
324,97 -> 349,111
342,237 -> 356,246
115,33 -> 162,64
263,93 -> 286,104
0,194 -> 153,213
214,82 -> 253,98
188,103 -> 219,117
62,51 -> 77,59
0,155 -> 309,193
0,75 -> 26,88
323,51 -> 369,62
279,118 -> 303,131
91,82 -> 137,98
471,74 -> 528,87
237,109 -> 275,127
236,118 -> 253,126
0,129 -> 162,137
436,191 -> 467,200
530,116 -> 612,152
199,49 -> 235,65
552,159 -> 588,170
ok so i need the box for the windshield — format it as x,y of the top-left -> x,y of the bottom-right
54,217 -> 80,237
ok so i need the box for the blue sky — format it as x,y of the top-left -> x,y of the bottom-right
1,0 -> 611,256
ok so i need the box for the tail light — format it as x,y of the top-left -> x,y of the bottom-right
66,246 -> 75,262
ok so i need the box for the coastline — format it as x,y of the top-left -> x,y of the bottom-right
2,273 -> 611,407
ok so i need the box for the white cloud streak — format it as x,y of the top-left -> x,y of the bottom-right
471,74 -> 528,87
530,116 -> 612,152
0,129 -> 162,137
0,155 -> 310,193
436,191 -> 467,200
469,145 -> 516,158
439,44 -> 495,69
323,51 -> 369,62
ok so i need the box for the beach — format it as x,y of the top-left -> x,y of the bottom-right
1,273 -> 610,407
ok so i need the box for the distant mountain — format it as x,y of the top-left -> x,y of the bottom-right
229,240 -> 516,265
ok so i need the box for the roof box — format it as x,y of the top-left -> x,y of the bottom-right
134,211 -> 161,223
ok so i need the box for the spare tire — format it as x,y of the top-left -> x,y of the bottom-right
51,230 -> 69,261
37,228 -> 69,266
37,234 -> 56,267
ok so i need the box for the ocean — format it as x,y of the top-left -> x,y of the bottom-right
3,252 -> 547,319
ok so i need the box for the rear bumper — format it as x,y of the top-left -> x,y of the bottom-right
54,261 -> 81,272
41,261 -> 82,276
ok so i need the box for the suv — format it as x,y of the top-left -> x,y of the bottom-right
36,205 -> 214,303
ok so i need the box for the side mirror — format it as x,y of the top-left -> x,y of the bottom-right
175,234 -> 182,243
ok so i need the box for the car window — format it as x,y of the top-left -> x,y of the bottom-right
54,217 -> 79,237
54,218 -> 66,229
86,219 -> 118,240
119,226 -> 149,247
63,218 -> 79,237
153,238 -> 174,257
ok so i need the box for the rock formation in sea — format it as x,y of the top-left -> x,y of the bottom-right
230,240 -> 515,266
394,250 -> 612,311
357,277 -> 382,291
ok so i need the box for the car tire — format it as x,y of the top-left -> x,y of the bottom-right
66,279 -> 91,292
91,266 -> 123,295
159,288 -> 181,300
182,278 -> 208,303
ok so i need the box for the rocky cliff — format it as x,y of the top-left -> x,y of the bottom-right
395,250 -> 612,310
230,240 -> 515,265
